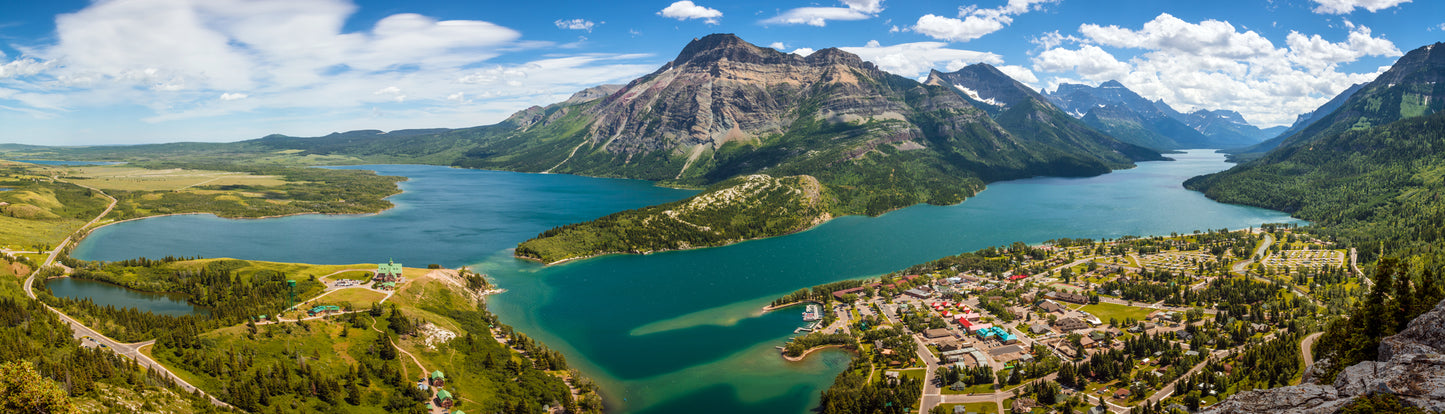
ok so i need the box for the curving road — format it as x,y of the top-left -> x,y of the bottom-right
22,179 -> 236,410
1301,331 -> 1324,377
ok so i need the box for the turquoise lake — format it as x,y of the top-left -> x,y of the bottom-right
73,150 -> 1299,413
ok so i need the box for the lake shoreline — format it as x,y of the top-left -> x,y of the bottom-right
77,152 -> 1302,414
782,344 -> 854,362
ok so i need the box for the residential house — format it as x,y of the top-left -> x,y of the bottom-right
1030,323 -> 1051,335
435,389 -> 455,409
1046,290 -> 1089,304
924,328 -> 953,339
904,288 -> 931,299
1039,299 -> 1067,314
1055,317 -> 1089,332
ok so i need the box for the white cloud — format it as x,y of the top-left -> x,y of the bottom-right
841,0 -> 885,14
1079,14 -> 1276,59
1310,0 -> 1411,14
761,0 -> 885,27
912,14 -> 1006,43
1031,13 -> 1403,126
0,0 -> 661,142
1030,30 -> 1082,50
554,19 -> 597,32
910,0 -> 1058,42
839,41 -> 1002,78
0,58 -> 51,78
791,48 -> 817,57
1286,25 -> 1401,72
769,42 -> 786,49
996,65 -> 1039,84
658,1 -> 722,24
1032,45 -> 1131,81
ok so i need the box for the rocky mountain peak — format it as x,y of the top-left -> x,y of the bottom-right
1373,41 -> 1445,86
927,63 -> 1044,110
670,33 -> 794,67
803,47 -> 872,69
1100,80 -> 1127,88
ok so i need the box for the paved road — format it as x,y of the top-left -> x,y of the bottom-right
22,180 -> 235,410
1301,331 -> 1324,378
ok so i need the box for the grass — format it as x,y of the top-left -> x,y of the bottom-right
1079,302 -> 1155,323
937,402 -> 999,413
170,258 -> 378,283
152,319 -> 395,414
942,382 -> 997,394
65,166 -> 287,191
317,288 -> 388,309
0,214 -> 83,250
896,368 -> 926,383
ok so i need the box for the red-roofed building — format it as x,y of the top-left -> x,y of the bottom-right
832,287 -> 866,300
1009,274 -> 1030,281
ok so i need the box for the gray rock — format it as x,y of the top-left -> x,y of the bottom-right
1204,297 -> 1445,413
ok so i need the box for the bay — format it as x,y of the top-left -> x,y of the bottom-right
73,150 -> 1299,413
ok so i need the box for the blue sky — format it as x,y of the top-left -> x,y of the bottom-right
0,0 -> 1439,145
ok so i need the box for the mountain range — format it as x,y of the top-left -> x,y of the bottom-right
1187,41 -> 1445,235
1044,80 -> 1280,151
250,33 -> 1161,217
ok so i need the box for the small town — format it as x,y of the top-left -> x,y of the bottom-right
775,225 -> 1358,414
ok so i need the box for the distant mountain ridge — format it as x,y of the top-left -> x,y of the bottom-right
250,33 -> 1160,218
923,64 -> 1160,166
1044,80 -> 1275,150
1186,41 -> 1445,223
1231,82 -> 1365,155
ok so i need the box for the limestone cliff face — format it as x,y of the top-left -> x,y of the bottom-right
1204,297 -> 1445,413
582,34 -> 927,158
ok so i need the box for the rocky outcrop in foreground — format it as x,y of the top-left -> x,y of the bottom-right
1204,298 -> 1445,413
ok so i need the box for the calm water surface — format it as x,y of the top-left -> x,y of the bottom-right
74,150 -> 1299,413
44,277 -> 205,316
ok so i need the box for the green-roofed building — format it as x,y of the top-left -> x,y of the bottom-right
430,370 -> 446,387
435,389 -> 455,409
377,258 -> 404,282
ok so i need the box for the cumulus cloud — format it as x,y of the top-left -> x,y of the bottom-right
910,0 -> 1059,42
768,42 -> 786,49
839,40 -> 1002,78
0,0 -> 660,143
1310,0 -> 1411,14
1030,30 -> 1083,50
762,0 -> 885,27
1031,13 -> 1403,126
554,19 -> 597,32
1032,45 -> 1131,81
791,48 -> 817,57
996,64 -> 1039,84
0,58 -> 52,78
658,1 -> 722,24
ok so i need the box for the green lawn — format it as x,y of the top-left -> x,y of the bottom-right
941,382 -> 996,394
317,288 -> 388,309
1079,302 -> 1155,323
937,402 -> 999,413
896,368 -> 927,383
